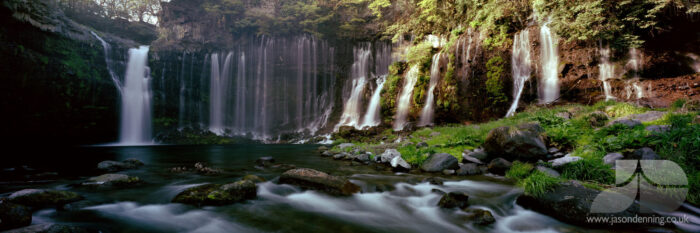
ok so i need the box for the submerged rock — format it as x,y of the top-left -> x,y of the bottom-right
483,124 -> 548,162
463,209 -> 496,225
437,192 -> 470,209
8,189 -> 82,209
82,174 -> 141,188
172,180 -> 257,206
0,200 -> 32,231
97,159 -> 144,172
420,153 -> 459,172
279,168 -> 360,196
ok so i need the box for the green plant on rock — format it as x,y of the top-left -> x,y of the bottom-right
485,56 -> 508,108
506,161 -> 535,180
520,171 -> 560,197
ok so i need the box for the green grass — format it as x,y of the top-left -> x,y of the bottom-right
505,161 -> 534,180
520,171 -> 561,197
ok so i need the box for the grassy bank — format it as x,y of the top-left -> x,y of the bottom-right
330,100 -> 700,204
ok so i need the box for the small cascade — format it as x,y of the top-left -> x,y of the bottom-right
119,46 -> 153,145
361,76 -> 386,128
624,48 -> 645,99
598,46 -> 616,101
337,45 -> 371,129
539,21 -> 560,103
506,31 -> 532,117
90,31 -> 122,92
688,53 -> 700,72
418,52 -> 442,126
393,65 -> 420,130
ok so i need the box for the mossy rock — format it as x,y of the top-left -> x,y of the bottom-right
81,174 -> 142,188
172,180 -> 257,206
242,174 -> 266,183
8,189 -> 83,209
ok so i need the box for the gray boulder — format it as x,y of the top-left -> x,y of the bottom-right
549,154 -> 582,167
645,125 -> 670,134
608,119 -> 642,128
332,153 -> 346,160
461,152 -> 484,164
456,163 -> 483,176
390,156 -> 411,171
482,124 -> 548,162
487,158 -> 512,175
8,189 -> 83,209
380,149 -> 401,163
420,153 -> 459,172
279,168 -> 360,196
629,147 -> 659,160
354,153 -> 371,162
536,166 -> 560,178
321,151 -> 333,157
603,153 -> 624,166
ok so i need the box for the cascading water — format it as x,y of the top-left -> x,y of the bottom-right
361,76 -> 386,128
418,52 -> 442,126
119,46 -> 153,145
394,65 -> 420,130
539,21 -> 560,103
506,31 -> 532,117
688,53 -> 700,72
598,46 -> 616,101
336,45 -> 371,129
91,32 -> 122,92
209,52 -> 234,134
624,48 -> 645,99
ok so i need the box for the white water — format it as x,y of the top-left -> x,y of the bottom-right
688,53 -> 700,72
337,46 -> 371,129
539,21 -> 559,104
418,52 -> 442,126
598,46 -> 616,101
90,32 -> 122,93
394,65 -> 420,130
119,46 -> 152,145
209,52 -> 234,134
506,31 -> 532,117
361,76 -> 386,128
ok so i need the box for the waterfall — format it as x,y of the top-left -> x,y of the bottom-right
624,48 -> 645,99
598,46 -> 616,101
506,31 -> 532,117
418,52 -> 442,126
539,21 -> 560,103
209,52 -> 234,134
119,46 -> 152,145
394,65 -> 420,130
235,52 -> 246,132
90,32 -> 122,93
336,45 -> 371,129
688,53 -> 700,72
361,76 -> 386,128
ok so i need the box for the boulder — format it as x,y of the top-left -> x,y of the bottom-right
338,143 -> 355,150
279,168 -> 360,196
464,209 -> 496,225
422,177 -> 444,185
97,159 -> 143,172
465,150 -> 489,161
380,149 -> 401,163
487,158 -> 512,175
354,154 -> 371,162
242,174 -> 266,183
587,111 -> 608,127
172,180 -> 257,206
332,153 -> 346,160
437,192 -> 470,209
629,147 -> 660,160
516,181 -> 654,227
456,163 -> 483,176
0,200 -> 32,231
416,142 -> 428,148
603,153 -> 624,166
321,151 -> 333,157
536,166 -> 560,178
482,124 -> 548,162
645,125 -> 670,135
607,119 -> 642,128
8,189 -> 82,209
390,156 -> 411,171
1,223 -> 88,233
548,154 -> 582,167
461,152 -> 483,164
255,157 -> 275,167
82,174 -> 141,188
420,153 -> 459,172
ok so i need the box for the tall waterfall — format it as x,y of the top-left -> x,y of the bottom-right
539,21 -> 560,103
394,65 -> 420,130
337,45 -> 371,129
418,52 -> 442,126
119,46 -> 153,145
361,76 -> 386,128
598,46 -> 616,101
506,31 -> 532,117
205,36 -> 336,139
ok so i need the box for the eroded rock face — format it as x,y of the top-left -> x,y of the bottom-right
279,168 -> 360,196
420,153 -> 459,172
7,189 -> 83,209
0,200 -> 32,231
172,180 -> 257,206
483,124 -> 548,162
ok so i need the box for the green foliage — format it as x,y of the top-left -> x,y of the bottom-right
485,56 -> 508,107
506,161 -> 534,180
671,98 -> 687,111
398,145 -> 436,165
404,41 -> 433,67
520,171 -> 560,197
560,156 -> 614,184
604,102 -> 647,118
437,58 -> 459,112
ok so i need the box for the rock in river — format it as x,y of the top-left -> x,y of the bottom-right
279,168 -> 360,196
97,159 -> 144,172
420,153 -> 459,172
82,174 -> 141,188
172,180 -> 257,206
0,199 -> 32,231
7,189 -> 83,209
437,192 -> 470,209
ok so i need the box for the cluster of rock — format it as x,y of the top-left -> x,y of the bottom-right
0,189 -> 83,231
